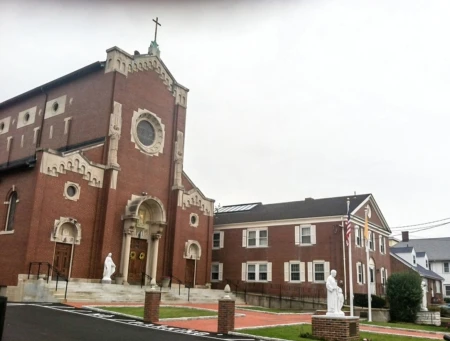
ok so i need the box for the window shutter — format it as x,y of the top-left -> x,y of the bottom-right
300,262 -> 306,282
363,264 -> 366,284
267,262 -> 272,282
295,226 -> 300,245
373,232 -> 376,251
307,262 -> 313,282
385,269 -> 388,280
219,231 -> 224,248
356,263 -> 360,284
241,263 -> 246,281
380,267 -> 384,283
284,262 -> 289,282
311,225 -> 316,245
219,263 -> 223,281
242,230 -> 247,247
354,226 -> 359,245
379,235 -> 382,253
324,262 -> 330,279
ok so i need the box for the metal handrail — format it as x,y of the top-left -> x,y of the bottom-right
225,278 -> 239,295
28,262 -> 69,300
141,272 -> 152,288
169,275 -> 184,296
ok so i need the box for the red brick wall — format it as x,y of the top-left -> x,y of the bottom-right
213,221 -> 391,297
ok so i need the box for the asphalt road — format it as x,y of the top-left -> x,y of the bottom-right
2,303 -> 255,341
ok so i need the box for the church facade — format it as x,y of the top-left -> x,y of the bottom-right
0,41 -> 214,291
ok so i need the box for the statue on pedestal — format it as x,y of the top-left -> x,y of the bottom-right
421,280 -> 428,311
326,269 -> 345,316
102,252 -> 116,284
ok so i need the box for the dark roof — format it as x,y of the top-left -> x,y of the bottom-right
214,194 -> 370,225
416,251 -> 426,257
416,264 -> 444,281
0,61 -> 104,110
391,247 -> 414,254
393,238 -> 450,261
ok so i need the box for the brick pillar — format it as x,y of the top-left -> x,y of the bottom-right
217,299 -> 235,334
144,290 -> 161,323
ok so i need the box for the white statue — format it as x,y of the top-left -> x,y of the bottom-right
421,280 -> 428,311
326,269 -> 345,316
337,287 -> 344,312
102,253 -> 116,283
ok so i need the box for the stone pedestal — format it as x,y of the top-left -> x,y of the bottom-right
144,290 -> 161,323
217,299 -> 235,334
101,279 -> 112,284
312,315 -> 359,341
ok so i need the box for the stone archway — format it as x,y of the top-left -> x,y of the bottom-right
183,240 -> 202,287
122,195 -> 166,286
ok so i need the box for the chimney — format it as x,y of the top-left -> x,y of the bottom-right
402,231 -> 409,242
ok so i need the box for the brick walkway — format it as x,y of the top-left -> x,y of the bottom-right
66,301 -> 447,339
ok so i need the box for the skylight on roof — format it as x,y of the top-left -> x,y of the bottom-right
215,203 -> 259,213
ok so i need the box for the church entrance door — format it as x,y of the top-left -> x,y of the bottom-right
53,243 -> 72,279
185,259 -> 195,288
128,238 -> 148,284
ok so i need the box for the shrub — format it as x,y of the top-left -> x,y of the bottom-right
445,297 -> 450,304
353,293 -> 386,308
441,306 -> 450,317
386,271 -> 422,322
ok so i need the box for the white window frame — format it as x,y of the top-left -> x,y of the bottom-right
284,261 -> 305,283
436,280 -> 441,294
357,262 -> 366,284
212,231 -> 224,249
413,254 -> 416,265
242,228 -> 268,248
443,262 -> 449,273
4,190 -> 18,232
307,260 -> 329,283
379,235 -> 386,254
295,225 -> 316,246
380,267 -> 386,285
355,225 -> 362,247
242,262 -> 272,282
211,262 -> 223,282
369,231 -> 375,251
446,285 -> 450,297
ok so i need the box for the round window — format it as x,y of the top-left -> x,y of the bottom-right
0,122 -> 4,131
66,185 -> 77,197
24,112 -> 30,122
190,215 -> 197,225
136,120 -> 156,146
52,102 -> 59,112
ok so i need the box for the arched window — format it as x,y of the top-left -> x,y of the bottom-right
5,191 -> 17,231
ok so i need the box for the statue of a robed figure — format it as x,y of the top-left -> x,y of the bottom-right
326,269 -> 345,317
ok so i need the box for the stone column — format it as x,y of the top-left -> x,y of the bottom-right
145,234 -> 153,285
143,290 -> 161,323
217,285 -> 235,334
122,229 -> 133,285
150,233 -> 161,287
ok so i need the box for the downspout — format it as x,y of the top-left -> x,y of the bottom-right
89,70 -> 116,278
36,87 -> 48,149
164,99 -> 179,277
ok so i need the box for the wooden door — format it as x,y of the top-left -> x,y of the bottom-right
53,243 -> 72,279
185,259 -> 195,288
128,238 -> 148,284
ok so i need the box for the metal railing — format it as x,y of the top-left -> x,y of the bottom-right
169,275 -> 184,296
141,272 -> 152,288
28,262 -> 69,300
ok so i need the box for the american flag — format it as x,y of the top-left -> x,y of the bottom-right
345,206 -> 352,246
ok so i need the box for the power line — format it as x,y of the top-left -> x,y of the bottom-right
391,220 -> 450,237
390,216 -> 450,230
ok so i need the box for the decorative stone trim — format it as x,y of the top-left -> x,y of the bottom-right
178,188 -> 214,216
17,107 -> 36,129
45,95 -> 67,119
184,240 -> 201,260
63,181 -> 81,201
0,117 -> 11,135
51,217 -> 81,245
104,47 -> 188,108
189,213 -> 199,228
130,108 -> 165,157
40,150 -> 104,188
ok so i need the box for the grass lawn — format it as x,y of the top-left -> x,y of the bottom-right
98,306 -> 217,319
237,306 -> 305,313
239,324 -> 439,341
361,321 -> 449,333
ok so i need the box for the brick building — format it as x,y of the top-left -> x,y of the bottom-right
0,40 -> 214,291
212,194 -> 391,300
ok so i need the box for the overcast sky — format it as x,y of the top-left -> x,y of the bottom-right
1,0 -> 449,239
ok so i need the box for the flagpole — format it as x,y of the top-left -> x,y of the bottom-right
341,217 -> 347,302
347,198 -> 354,317
365,206 -> 372,322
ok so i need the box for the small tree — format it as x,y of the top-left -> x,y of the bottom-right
386,271 -> 422,322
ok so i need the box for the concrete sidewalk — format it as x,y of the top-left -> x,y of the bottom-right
67,301 -> 447,340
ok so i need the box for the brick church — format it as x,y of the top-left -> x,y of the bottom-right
0,35 -> 214,289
